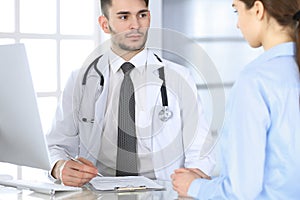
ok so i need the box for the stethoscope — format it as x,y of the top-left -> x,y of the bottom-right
81,53 -> 173,122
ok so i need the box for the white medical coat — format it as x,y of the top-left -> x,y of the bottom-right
46,49 -> 215,180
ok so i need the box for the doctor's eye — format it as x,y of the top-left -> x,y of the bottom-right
138,12 -> 148,19
119,15 -> 128,20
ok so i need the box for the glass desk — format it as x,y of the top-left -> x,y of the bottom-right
0,180 -> 195,200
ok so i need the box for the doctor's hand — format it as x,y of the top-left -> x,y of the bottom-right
171,168 -> 211,197
52,158 -> 98,187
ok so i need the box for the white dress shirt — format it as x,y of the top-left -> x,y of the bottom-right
99,49 -> 155,178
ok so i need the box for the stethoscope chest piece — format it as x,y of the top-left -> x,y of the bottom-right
158,106 -> 173,122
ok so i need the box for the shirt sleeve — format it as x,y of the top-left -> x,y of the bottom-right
46,70 -> 80,170
188,71 -> 271,199
177,65 -> 216,175
188,177 -> 222,198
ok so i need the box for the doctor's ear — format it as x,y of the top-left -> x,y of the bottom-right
98,15 -> 110,33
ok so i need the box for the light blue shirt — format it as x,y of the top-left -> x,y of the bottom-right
188,42 -> 300,200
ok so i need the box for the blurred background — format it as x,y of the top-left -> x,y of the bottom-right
0,0 -> 262,180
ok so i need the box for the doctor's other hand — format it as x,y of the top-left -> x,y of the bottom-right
171,168 -> 211,197
52,157 -> 98,187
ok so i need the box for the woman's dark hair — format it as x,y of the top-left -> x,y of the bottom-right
239,0 -> 300,71
100,0 -> 149,18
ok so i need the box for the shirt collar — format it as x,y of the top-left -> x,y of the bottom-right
109,48 -> 148,74
248,42 -> 296,68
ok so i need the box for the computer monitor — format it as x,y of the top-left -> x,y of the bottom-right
0,43 -> 51,171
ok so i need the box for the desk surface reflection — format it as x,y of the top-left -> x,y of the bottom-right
0,180 -> 195,200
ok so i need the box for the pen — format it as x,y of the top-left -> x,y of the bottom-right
114,185 -> 147,191
65,153 -> 104,177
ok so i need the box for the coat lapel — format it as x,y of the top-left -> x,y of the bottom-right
94,53 -> 110,121
144,53 -> 164,111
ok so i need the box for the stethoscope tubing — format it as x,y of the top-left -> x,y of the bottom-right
80,53 -> 172,122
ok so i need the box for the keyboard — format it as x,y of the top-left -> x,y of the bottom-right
0,179 -> 82,195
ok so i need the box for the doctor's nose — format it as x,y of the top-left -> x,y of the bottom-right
129,17 -> 141,29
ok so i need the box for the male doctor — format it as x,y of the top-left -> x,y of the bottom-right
46,0 -> 215,187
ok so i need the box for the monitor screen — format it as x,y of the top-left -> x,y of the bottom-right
0,43 -> 51,171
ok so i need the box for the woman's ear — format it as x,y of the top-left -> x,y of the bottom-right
253,0 -> 265,21
98,15 -> 110,33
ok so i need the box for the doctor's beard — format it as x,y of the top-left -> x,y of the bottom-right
109,25 -> 148,52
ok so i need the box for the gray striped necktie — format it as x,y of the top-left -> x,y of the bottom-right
116,62 -> 138,176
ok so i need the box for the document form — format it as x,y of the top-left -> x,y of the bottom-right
89,176 -> 164,191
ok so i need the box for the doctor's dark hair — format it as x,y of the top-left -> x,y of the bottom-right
239,0 -> 300,72
100,0 -> 149,18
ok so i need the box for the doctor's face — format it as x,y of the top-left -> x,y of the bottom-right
100,0 -> 150,54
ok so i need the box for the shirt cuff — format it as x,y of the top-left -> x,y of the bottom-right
47,170 -> 59,183
188,178 -> 204,198
188,176 -> 220,199
48,159 -> 64,183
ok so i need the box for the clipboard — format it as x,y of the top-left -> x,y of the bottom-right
89,176 -> 165,192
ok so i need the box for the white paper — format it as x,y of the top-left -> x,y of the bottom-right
89,176 -> 164,191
